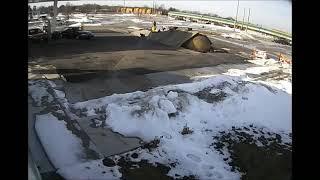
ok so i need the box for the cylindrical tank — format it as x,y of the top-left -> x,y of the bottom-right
183,34 -> 212,53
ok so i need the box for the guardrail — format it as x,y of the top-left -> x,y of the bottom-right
168,11 -> 291,41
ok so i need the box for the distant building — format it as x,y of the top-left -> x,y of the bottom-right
117,7 -> 163,15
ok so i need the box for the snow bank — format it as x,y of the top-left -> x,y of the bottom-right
29,80 -> 53,106
73,74 -> 291,179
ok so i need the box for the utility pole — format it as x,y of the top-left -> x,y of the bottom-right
49,0 -> 58,40
246,8 -> 251,32
153,0 -> 155,14
241,8 -> 246,30
124,0 -> 125,7
52,0 -> 58,31
234,0 -> 240,31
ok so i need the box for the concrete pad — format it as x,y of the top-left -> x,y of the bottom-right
62,63 -> 248,104
64,74 -> 153,103
145,71 -> 192,87
63,69 -> 194,103
174,66 -> 225,79
75,115 -> 142,157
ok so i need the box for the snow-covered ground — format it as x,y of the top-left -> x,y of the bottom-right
221,33 -> 243,40
29,57 -> 291,179
74,75 -> 290,179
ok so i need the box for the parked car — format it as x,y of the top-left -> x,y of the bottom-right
61,27 -> 94,40
28,27 -> 48,42
76,31 -> 94,40
273,37 -> 291,46
51,31 -> 62,40
61,27 -> 80,39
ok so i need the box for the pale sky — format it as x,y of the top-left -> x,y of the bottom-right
121,0 -> 292,33
31,0 -> 292,33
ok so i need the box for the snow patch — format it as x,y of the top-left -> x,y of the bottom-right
130,18 -> 143,23
128,26 -> 143,30
221,33 -> 242,40
35,113 -> 85,168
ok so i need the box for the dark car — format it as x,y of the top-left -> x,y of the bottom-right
273,37 -> 291,46
61,27 -> 94,40
51,31 -> 62,40
28,27 -> 48,42
76,31 -> 94,40
61,27 -> 79,39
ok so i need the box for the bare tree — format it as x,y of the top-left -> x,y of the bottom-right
28,5 -> 33,19
158,4 -> 165,10
64,2 -> 72,20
